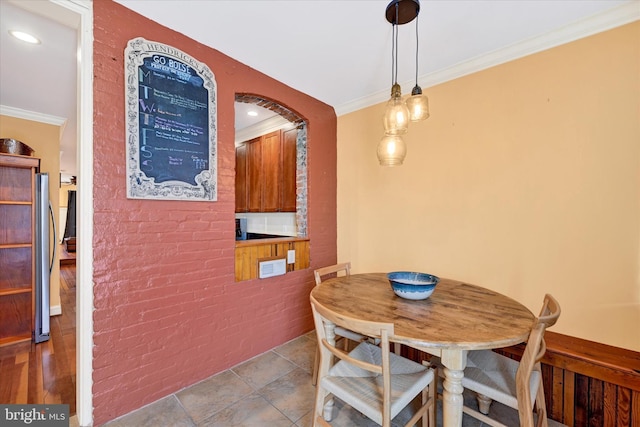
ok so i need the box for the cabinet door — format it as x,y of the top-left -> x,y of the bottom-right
281,128 -> 297,212
235,143 -> 248,213
261,130 -> 281,212
246,137 -> 262,212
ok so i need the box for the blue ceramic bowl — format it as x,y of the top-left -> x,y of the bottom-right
387,271 -> 439,300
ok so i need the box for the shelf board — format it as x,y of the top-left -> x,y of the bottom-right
0,287 -> 31,296
0,200 -> 32,205
0,243 -> 32,249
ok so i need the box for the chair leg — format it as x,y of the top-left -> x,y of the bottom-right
420,362 -> 436,427
312,347 -> 319,386
323,396 -> 335,422
420,386 -> 428,427
428,371 -> 437,427
313,387 -> 332,426
534,383 -> 548,427
476,393 -> 492,415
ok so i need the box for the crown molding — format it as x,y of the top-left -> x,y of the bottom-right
235,115 -> 294,144
0,105 -> 68,126
335,1 -> 640,116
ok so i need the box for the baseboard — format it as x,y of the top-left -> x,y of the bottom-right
50,305 -> 62,316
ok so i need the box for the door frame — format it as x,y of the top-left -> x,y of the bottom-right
49,0 -> 94,425
72,1 -> 93,424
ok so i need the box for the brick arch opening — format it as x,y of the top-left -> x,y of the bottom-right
234,94 -> 308,237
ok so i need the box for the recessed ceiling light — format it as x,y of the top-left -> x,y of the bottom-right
9,30 -> 41,45
247,111 -> 258,117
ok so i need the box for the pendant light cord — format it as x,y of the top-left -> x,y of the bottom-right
391,2 -> 399,85
414,10 -> 419,86
391,23 -> 395,85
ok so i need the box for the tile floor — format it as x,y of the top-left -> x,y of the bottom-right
96,332 -> 566,427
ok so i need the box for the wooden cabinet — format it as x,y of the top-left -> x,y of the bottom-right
246,136 -> 262,212
235,143 -> 248,212
236,128 -> 297,213
261,130 -> 281,212
280,128 -> 297,212
0,153 -> 39,347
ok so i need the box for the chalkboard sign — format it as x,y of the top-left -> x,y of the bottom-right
125,38 -> 217,201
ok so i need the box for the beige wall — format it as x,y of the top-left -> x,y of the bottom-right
0,115 -> 62,311
337,22 -> 640,351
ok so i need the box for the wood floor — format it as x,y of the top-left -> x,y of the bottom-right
0,264 -> 76,414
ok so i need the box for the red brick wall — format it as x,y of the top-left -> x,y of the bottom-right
92,1 -> 337,424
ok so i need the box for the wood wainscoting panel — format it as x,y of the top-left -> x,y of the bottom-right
494,331 -> 639,427
562,368 -> 575,426
235,238 -> 310,281
399,331 -> 639,426
549,365 -> 564,421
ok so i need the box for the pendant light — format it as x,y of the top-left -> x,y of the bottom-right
378,0 -> 420,166
382,14 -> 409,136
406,9 -> 429,122
377,134 -> 407,166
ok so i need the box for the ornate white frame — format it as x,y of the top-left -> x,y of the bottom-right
124,38 -> 217,201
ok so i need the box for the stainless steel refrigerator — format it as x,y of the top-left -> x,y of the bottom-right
35,172 -> 55,343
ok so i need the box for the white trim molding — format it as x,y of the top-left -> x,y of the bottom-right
75,0 -> 94,424
235,115 -> 294,145
0,105 -> 67,127
45,0 -> 95,426
50,305 -> 62,316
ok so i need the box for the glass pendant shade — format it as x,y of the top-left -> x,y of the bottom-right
378,0 -> 425,166
407,84 -> 430,122
383,83 -> 410,135
377,134 -> 407,166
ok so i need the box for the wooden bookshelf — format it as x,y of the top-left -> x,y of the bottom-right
0,153 -> 39,347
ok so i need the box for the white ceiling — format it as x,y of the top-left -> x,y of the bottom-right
0,0 -> 78,177
1,0 -> 637,178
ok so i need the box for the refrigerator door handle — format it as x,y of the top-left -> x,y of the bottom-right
35,173 -> 51,342
49,201 -> 56,274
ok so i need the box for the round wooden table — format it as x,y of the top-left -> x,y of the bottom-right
311,273 -> 535,427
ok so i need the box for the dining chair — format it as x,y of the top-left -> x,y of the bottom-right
436,293 -> 561,427
310,294 -> 436,427
313,263 -> 365,348
314,262 -> 351,285
312,262 -> 369,385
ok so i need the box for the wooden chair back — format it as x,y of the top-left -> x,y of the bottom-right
314,262 -> 351,286
310,294 -> 395,423
515,294 -> 561,426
